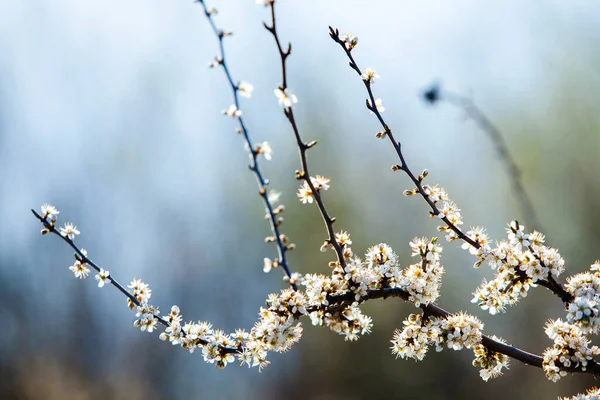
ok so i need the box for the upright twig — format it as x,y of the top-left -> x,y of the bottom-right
263,3 -> 348,271
198,0 -> 297,289
329,29 -> 478,248
423,84 -> 542,231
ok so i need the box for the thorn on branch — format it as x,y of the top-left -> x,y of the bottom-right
263,22 -> 274,33
328,26 -> 338,40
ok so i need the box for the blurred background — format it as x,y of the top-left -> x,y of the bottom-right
1,0 -> 600,398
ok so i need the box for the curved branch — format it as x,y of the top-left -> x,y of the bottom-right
32,209 -> 243,355
328,27 -> 573,304
32,209 -> 598,375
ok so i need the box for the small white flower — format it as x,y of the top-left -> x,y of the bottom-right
257,142 -> 272,160
222,104 -> 242,118
274,87 -> 298,108
237,81 -> 254,98
263,257 -> 273,273
267,190 -> 281,204
297,182 -> 313,204
69,260 -> 90,279
41,203 -> 59,222
310,175 -> 330,191
95,268 -> 110,288
341,33 -> 358,50
368,98 -> 385,114
361,68 -> 380,83
59,223 -> 80,240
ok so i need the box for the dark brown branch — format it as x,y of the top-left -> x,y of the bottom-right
315,287 -> 598,374
33,209 -> 598,375
264,4 -> 348,271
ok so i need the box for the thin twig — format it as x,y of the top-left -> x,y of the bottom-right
32,209 -> 242,355
328,29 -> 479,250
424,85 -> 542,231
328,28 -> 573,304
264,3 -> 348,271
198,0 -> 296,289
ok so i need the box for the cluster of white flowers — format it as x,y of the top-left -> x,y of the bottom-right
471,336 -> 510,381
470,221 -> 565,314
543,319 -> 600,382
390,313 -> 439,361
44,205 -> 432,370
391,312 -> 501,380
560,387 -> 600,400
158,304 -> 244,369
128,278 -> 161,335
300,240 -> 373,341
159,288 -> 305,370
300,236 -> 446,343
434,311 -> 484,352
565,264 -> 600,334
404,184 -> 465,242
398,238 -> 444,307
297,175 -> 330,204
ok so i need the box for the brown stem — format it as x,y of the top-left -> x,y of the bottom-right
264,4 -> 348,271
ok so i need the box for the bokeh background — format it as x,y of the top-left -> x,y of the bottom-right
1,0 -> 600,399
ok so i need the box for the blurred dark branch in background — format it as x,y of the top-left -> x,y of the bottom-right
422,83 -> 542,231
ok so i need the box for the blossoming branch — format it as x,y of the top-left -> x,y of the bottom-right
31,1 -> 600,399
